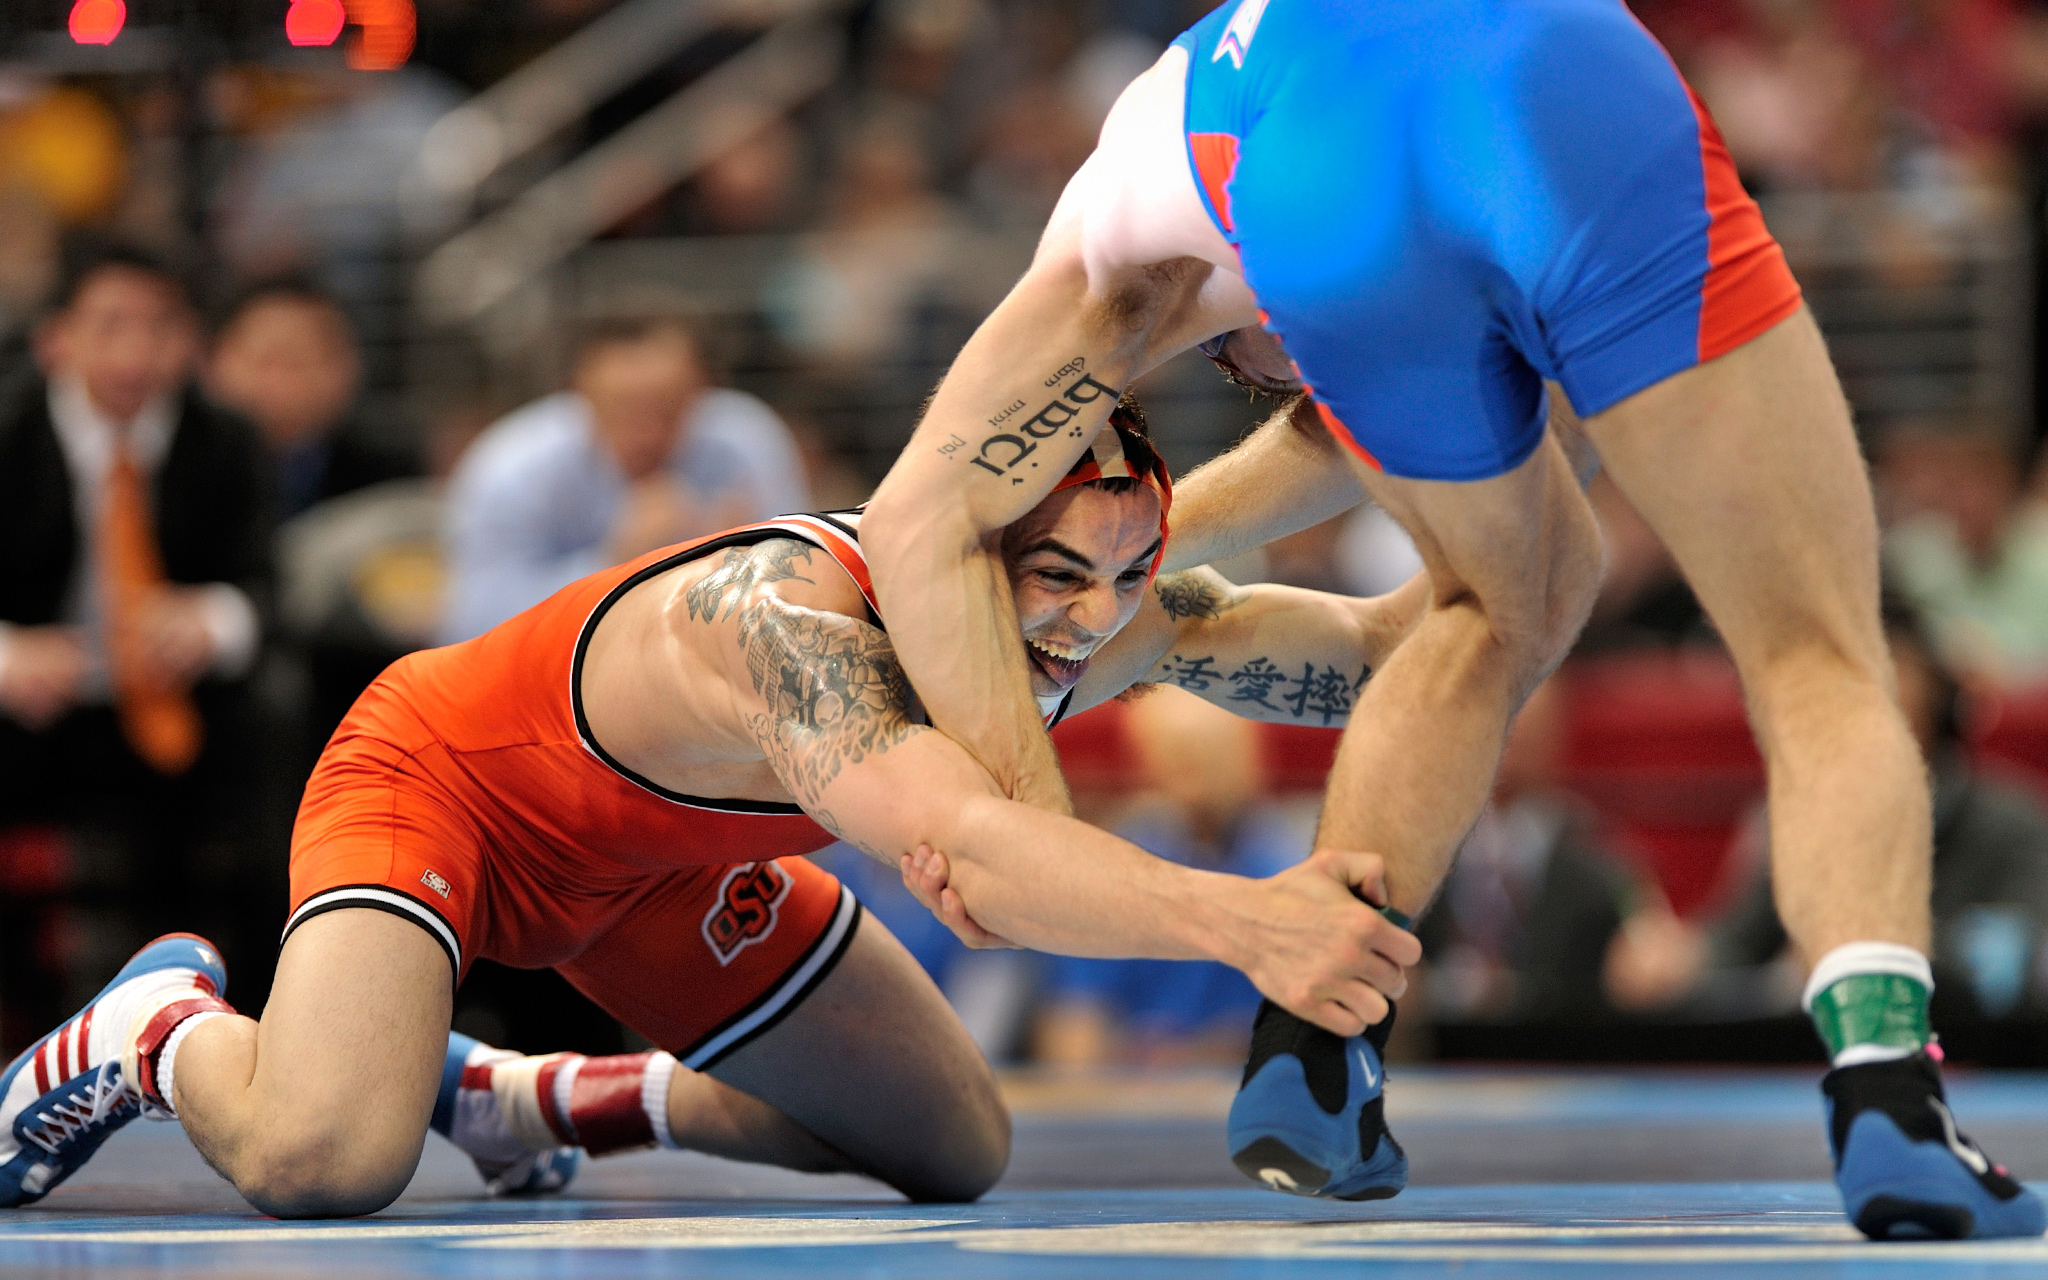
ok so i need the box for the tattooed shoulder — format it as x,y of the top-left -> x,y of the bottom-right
1154,571 -> 1227,621
683,538 -> 816,624
737,593 -> 922,809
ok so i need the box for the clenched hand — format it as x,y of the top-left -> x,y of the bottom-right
900,843 -> 1420,1035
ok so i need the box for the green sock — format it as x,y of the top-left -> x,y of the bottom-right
1803,942 -> 1935,1066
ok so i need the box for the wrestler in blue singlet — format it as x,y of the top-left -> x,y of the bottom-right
1174,0 -> 1799,480
1188,2 -> 2044,1242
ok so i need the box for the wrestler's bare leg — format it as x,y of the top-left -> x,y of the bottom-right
1311,430 -> 1604,923
678,911 -> 1009,1202
171,910 -> 451,1218
1579,306 -> 1929,958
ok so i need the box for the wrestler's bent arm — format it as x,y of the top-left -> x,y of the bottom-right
1071,567 -> 1430,725
1158,397 -> 1369,574
721,586 -> 1417,1033
858,175 -> 1235,812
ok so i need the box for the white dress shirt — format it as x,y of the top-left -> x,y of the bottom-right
440,387 -> 810,643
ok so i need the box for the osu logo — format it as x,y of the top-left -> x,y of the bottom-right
702,862 -> 793,966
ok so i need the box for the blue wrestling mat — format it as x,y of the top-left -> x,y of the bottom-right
4,1068 -> 2045,1278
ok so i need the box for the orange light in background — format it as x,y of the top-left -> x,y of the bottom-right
284,0 -> 347,47
68,0 -> 126,45
345,0 -> 417,72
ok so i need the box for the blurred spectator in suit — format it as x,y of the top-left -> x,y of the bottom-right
0,239 -> 274,1029
274,406 -> 478,749
441,316 -> 807,641
1032,689 -> 1311,1067
1608,591 -> 2048,1021
205,278 -> 421,521
1417,677 -> 1665,1022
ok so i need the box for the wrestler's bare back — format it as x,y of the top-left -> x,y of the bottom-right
579,537 -> 874,808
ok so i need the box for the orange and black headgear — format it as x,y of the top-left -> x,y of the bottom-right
1047,398 -> 1173,581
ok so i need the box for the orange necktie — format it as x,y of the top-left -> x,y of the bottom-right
101,437 -> 203,775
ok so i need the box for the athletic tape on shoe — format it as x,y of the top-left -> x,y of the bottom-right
1802,942 -> 1934,1011
490,1053 -> 578,1152
567,1051 -> 663,1156
125,990 -> 234,1111
1811,975 -> 1932,1065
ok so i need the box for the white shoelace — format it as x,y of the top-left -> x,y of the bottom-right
22,1062 -> 137,1156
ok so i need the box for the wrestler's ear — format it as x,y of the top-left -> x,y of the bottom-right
1201,330 -> 1266,396
1201,327 -> 1298,397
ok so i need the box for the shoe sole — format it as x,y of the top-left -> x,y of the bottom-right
1856,1194 -> 1973,1241
1231,1135 -> 1406,1202
1231,1136 -> 1331,1196
1332,1183 -> 1403,1203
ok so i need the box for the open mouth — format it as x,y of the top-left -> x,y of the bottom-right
1027,637 -> 1092,690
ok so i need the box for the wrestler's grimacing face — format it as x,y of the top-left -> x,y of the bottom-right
1001,485 -> 1164,698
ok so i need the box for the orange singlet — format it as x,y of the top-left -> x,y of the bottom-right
284,513 -> 889,1069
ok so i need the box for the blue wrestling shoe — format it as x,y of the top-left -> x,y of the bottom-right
1,934 -> 228,1207
1825,1050 -> 2046,1240
1227,1000 -> 1407,1200
432,1033 -> 580,1197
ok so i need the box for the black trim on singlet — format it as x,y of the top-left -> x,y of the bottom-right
571,525 -> 829,816
281,883 -> 461,981
810,509 -> 880,626
679,889 -> 864,1071
1047,687 -> 1078,730
572,510 -> 1076,807
811,509 -> 864,541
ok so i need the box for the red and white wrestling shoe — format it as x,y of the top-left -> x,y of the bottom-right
0,934 -> 232,1207
431,1033 -> 685,1196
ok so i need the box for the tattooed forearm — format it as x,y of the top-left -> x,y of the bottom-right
934,358 -> 1121,485
685,539 -> 816,624
1153,571 -> 1227,621
738,587 -> 923,809
1160,653 -> 1373,725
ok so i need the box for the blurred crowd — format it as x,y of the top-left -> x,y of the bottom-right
6,0 -> 2048,1070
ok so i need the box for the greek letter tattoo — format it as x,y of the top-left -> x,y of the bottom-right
939,358 -> 1122,485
